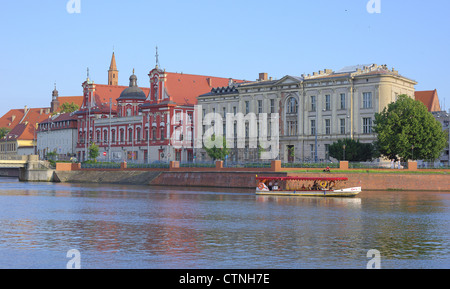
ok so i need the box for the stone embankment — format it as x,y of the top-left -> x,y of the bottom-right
51,161 -> 450,191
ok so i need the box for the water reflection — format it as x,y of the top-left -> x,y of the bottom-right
0,177 -> 449,268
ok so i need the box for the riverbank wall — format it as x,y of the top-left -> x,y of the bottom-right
52,161 -> 450,191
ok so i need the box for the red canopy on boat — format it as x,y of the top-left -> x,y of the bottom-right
255,176 -> 348,182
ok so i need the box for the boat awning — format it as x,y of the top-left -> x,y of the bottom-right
256,177 -> 348,182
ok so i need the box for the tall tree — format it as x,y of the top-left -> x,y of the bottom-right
373,94 -> 447,161
88,142 -> 100,162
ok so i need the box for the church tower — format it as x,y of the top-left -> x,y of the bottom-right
51,83 -> 60,113
108,52 -> 118,86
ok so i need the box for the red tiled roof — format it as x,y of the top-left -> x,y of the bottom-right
0,109 -> 25,129
164,72 -> 244,105
57,96 -> 83,108
415,90 -> 441,112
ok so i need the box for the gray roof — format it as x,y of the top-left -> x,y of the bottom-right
117,74 -> 147,100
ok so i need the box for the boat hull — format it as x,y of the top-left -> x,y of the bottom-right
256,187 -> 361,197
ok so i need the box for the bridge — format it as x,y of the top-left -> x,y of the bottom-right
0,155 -> 54,181
0,155 -> 28,168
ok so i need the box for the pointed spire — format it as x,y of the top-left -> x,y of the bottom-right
110,52 -> 117,71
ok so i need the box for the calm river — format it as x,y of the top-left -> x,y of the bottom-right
0,177 -> 448,269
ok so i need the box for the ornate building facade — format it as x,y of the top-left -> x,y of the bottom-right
74,52 -> 244,163
198,64 -> 417,163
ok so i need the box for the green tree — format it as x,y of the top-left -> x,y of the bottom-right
329,138 -> 377,161
203,134 -> 230,161
373,94 -> 447,161
88,142 -> 100,162
59,102 -> 79,114
0,127 -> 11,139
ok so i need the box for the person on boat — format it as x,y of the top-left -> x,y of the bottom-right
301,184 -> 306,190
268,180 -> 273,191
273,181 -> 279,191
323,166 -> 331,172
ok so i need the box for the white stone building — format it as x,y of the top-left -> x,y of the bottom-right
197,64 -> 417,163
37,113 -> 78,160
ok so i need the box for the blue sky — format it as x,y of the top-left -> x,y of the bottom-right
0,0 -> 449,117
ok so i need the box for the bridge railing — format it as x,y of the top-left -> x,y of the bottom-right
0,155 -> 27,161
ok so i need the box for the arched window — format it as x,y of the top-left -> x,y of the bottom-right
287,97 -> 298,114
128,128 -> 133,143
120,129 -> 124,143
160,127 -> 165,140
136,127 -> 141,141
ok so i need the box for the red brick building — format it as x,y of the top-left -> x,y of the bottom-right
74,52 -> 244,163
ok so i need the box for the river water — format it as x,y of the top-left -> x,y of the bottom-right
0,177 -> 448,269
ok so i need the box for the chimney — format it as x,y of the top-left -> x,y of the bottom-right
207,77 -> 213,87
259,73 -> 268,81
11,115 -> 16,122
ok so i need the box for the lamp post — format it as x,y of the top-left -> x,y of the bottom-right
411,144 -> 414,161
147,113 -> 150,164
108,98 -> 112,162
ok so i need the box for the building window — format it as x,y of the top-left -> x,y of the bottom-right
258,100 -> 263,114
111,130 -> 116,143
287,121 -> 298,136
363,117 -> 372,134
128,128 -> 133,143
287,97 -> 298,114
270,99 -> 275,113
311,95 -> 316,112
222,107 -> 226,118
340,93 -> 346,109
325,95 -> 331,111
363,92 -> 372,109
136,128 -> 141,141
340,118 -> 346,135
310,144 -> 315,159
310,119 -> 316,135
160,127 -> 165,140
152,128 -> 156,141
325,119 -> 331,135
120,129 -> 124,143
325,144 -> 330,160
245,101 -> 250,114
233,106 -> 237,115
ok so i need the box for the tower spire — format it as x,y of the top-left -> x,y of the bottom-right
155,46 -> 160,69
108,51 -> 119,86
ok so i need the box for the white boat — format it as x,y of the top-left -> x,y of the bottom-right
255,176 -> 361,197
